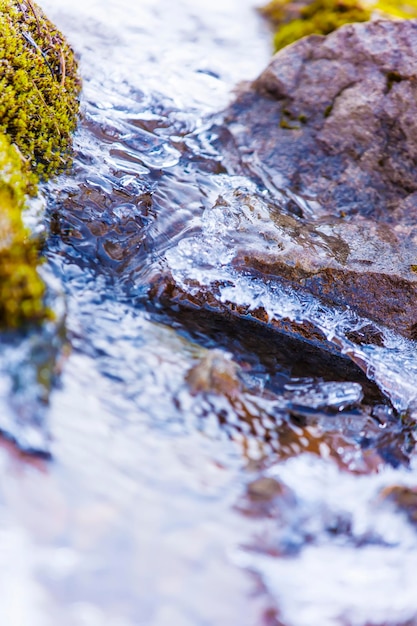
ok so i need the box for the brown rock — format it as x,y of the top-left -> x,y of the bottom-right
247,477 -> 286,501
380,485 -> 417,524
186,349 -> 242,398
225,20 -> 417,221
210,20 -> 417,338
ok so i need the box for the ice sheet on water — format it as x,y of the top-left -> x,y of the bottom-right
222,272 -> 417,411
284,380 -> 364,411
164,176 -> 417,412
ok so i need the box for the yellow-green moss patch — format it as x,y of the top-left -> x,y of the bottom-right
0,0 -> 81,328
0,0 -> 81,185
260,0 -> 417,51
0,133 -> 50,327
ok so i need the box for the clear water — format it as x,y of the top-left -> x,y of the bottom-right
1,1 -> 417,624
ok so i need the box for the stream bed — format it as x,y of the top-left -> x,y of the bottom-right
1,1 -> 417,624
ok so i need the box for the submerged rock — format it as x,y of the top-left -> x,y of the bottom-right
380,485 -> 417,523
213,20 -> 417,339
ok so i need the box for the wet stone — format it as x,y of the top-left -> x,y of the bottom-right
238,475 -> 297,520
186,349 -> 242,398
213,20 -> 417,340
380,485 -> 417,524
247,476 -> 287,501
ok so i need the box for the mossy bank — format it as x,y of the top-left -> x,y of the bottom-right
0,0 -> 81,328
260,0 -> 417,50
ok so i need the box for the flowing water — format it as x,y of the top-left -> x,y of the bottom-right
2,1 -> 417,624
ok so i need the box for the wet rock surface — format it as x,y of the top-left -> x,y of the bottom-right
226,19 -> 417,220
213,19 -> 417,339
381,484 -> 417,524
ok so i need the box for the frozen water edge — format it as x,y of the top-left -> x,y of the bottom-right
164,175 -> 417,413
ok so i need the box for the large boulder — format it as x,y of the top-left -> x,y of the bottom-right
211,19 -> 417,339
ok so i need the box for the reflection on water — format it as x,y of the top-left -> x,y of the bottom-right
1,0 -> 417,624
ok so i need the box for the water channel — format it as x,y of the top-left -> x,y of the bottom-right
1,1 -> 417,624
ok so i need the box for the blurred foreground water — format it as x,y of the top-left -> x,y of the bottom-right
1,1 -> 417,624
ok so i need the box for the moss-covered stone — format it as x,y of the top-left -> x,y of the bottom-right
0,0 -> 81,328
260,0 -> 417,50
0,0 -> 81,185
0,133 -> 50,327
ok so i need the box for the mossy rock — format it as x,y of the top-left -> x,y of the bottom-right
0,0 -> 81,184
0,0 -> 81,328
0,133 -> 49,327
260,0 -> 417,50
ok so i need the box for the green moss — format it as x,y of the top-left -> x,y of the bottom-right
0,134 -> 50,327
279,109 -> 308,129
260,0 -> 417,51
0,0 -> 81,328
0,0 -> 81,185
374,0 -> 417,17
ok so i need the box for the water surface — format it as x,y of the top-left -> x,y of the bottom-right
1,1 -> 417,624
